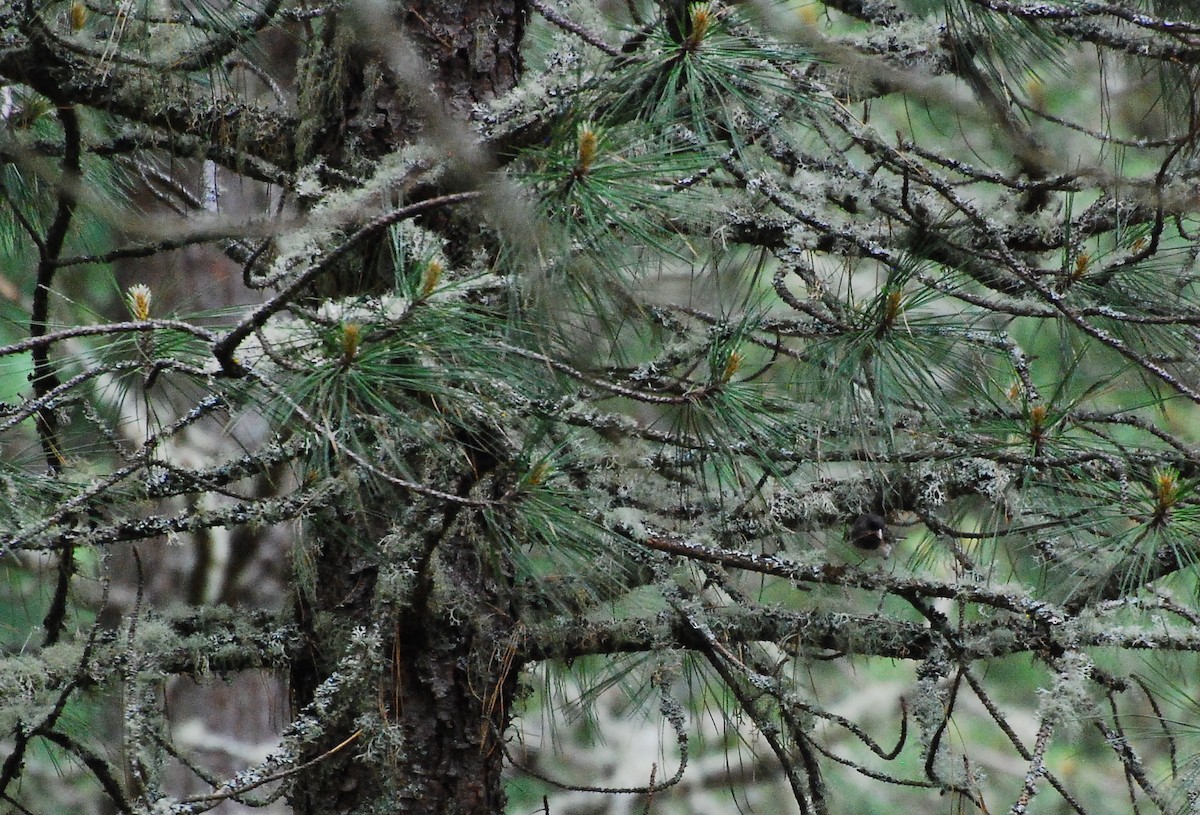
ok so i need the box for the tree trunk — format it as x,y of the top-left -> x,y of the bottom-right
287,2 -> 528,813
290,513 -> 522,814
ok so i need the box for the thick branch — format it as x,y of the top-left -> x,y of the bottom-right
1,8 -> 297,171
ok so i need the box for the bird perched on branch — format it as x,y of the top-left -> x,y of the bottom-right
848,513 -> 892,556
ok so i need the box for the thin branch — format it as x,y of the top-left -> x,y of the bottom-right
35,104 -> 80,647
212,191 -> 481,374
529,0 -> 620,56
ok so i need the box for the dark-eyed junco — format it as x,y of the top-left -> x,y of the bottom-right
848,513 -> 891,554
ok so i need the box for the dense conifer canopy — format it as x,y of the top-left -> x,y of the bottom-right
3,1 -> 1200,812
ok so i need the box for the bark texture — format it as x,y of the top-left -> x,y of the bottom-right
288,2 -> 527,813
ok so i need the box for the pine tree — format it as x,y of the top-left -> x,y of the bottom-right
3,1 -> 1200,813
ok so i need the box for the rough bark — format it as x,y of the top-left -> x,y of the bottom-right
287,2 -> 528,813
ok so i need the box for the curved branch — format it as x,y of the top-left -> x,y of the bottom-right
212,191 -> 482,374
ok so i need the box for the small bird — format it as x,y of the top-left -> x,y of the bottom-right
848,513 -> 891,554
